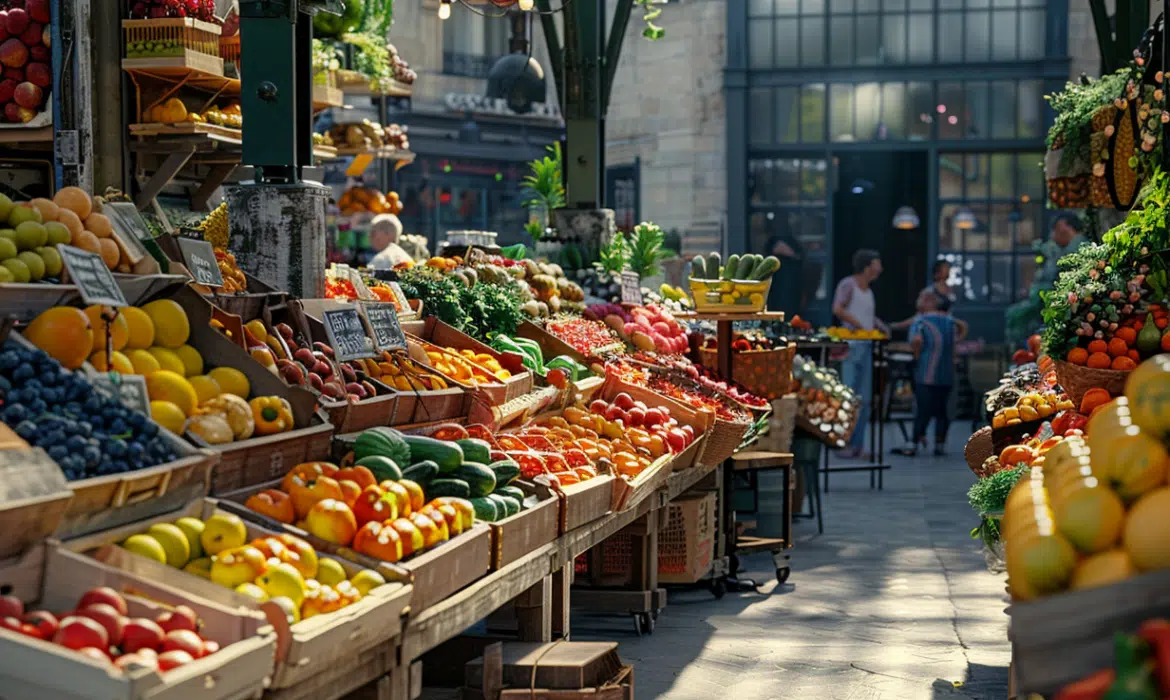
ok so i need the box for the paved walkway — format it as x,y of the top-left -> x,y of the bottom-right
574,427 -> 1011,700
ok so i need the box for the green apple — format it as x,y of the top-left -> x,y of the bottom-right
14,221 -> 47,251
6,204 -> 42,227
44,221 -> 72,246
0,238 -> 17,262
0,267 -> 14,283
16,252 -> 44,281
1,259 -> 30,283
34,247 -> 61,277
0,194 -> 12,223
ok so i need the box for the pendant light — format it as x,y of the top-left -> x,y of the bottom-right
892,205 -> 920,230
955,207 -> 978,230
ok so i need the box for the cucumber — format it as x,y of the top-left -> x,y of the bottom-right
402,435 -> 464,473
488,493 -> 520,518
428,478 -> 471,499
401,460 -> 440,484
453,462 -> 497,497
722,254 -> 739,280
749,255 -> 782,280
469,496 -> 499,522
494,485 -> 526,505
735,254 -> 757,280
455,438 -> 492,465
690,255 -> 707,279
488,459 -> 521,486
706,252 -> 721,280
355,455 -> 402,482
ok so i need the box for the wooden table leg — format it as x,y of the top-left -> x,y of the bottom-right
551,565 -> 571,640
514,574 -> 553,643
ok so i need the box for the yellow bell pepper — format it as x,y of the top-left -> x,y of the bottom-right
249,396 -> 294,435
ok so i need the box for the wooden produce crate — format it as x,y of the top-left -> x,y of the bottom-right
464,642 -> 633,700
0,273 -> 181,324
1007,569 -> 1170,695
609,454 -> 673,513
558,475 -> 614,535
656,492 -> 716,584
516,320 -> 614,373
67,499 -> 413,691
412,317 -> 534,406
121,18 -> 225,76
597,376 -> 713,473
487,480 -> 560,571
0,541 -> 275,700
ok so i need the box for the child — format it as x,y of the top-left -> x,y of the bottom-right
897,290 -> 966,456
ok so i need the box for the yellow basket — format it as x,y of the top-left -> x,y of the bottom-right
689,278 -> 771,313
122,18 -> 222,59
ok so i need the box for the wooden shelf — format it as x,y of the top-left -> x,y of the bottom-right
0,126 -> 53,145
731,450 -> 794,471
339,78 -> 413,98
129,121 -> 241,145
313,84 -> 344,109
676,311 -> 786,323
333,146 -> 415,162
313,144 -> 338,160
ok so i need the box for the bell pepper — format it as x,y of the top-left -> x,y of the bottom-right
1138,619 -> 1170,696
732,338 -> 752,352
1105,634 -> 1158,700
249,396 -> 295,435
512,337 -> 545,371
1056,670 -> 1116,700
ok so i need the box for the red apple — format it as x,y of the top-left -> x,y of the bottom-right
76,647 -> 111,665
77,604 -> 126,646
41,24 -> 48,48
0,12 -> 7,43
53,616 -> 109,651
28,44 -> 47,62
4,8 -> 28,35
680,424 -> 695,445
121,618 -> 164,654
25,61 -> 47,88
26,0 -> 49,24
0,77 -> 15,103
158,649 -> 195,671
78,587 -> 128,617
603,404 -> 627,423
4,102 -> 22,123
156,605 -> 197,634
202,640 -> 220,656
626,407 -> 646,426
666,428 -> 687,453
162,629 -> 204,659
18,622 -> 44,639
0,594 -> 24,619
114,653 -> 158,671
643,408 -> 665,427
22,610 -> 58,639
588,399 -> 609,415
3,66 -> 22,82
0,616 -> 21,633
19,21 -> 40,46
612,392 -> 635,410
13,80 -> 41,108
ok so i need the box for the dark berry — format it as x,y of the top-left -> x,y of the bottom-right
12,364 -> 34,381
3,404 -> 28,423
14,420 -> 37,441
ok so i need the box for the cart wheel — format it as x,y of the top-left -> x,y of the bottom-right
631,614 -> 643,637
710,578 -> 726,599
638,612 -> 655,635
776,567 -> 791,584
729,553 -> 742,575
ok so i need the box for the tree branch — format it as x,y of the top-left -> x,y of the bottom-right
602,0 -> 635,114
535,0 -> 564,109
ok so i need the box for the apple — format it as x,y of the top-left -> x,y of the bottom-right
0,12 -> 7,43
0,594 -> 23,618
307,372 -> 325,392
26,0 -> 49,24
680,424 -> 696,444
155,605 -> 197,634
603,404 -> 627,423
0,77 -> 15,103
114,653 -> 158,671
0,616 -> 22,634
121,618 -> 165,654
77,647 -> 111,665
76,603 -> 125,646
666,428 -> 687,453
311,360 -> 334,378
13,81 -> 41,109
53,616 -> 109,651
22,610 -> 57,639
4,8 -> 28,35
589,399 -> 608,415
162,629 -> 205,659
19,21 -> 40,46
304,498 -> 358,545
158,649 -> 195,671
643,408 -> 665,427
292,348 -> 315,365
78,587 -> 128,616
313,342 -> 334,357
612,392 -> 635,411
275,323 -> 294,341
0,38 -> 26,69
627,406 -> 646,426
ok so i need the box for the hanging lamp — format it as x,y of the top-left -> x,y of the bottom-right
891,206 -> 920,230
955,207 -> 978,230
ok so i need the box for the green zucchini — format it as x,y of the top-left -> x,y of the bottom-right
488,459 -> 521,486
690,255 -> 707,279
494,485 -> 526,505
706,252 -> 721,280
749,255 -> 782,280
735,254 -> 757,280
455,438 -> 492,465
453,462 -> 497,497
401,460 -> 440,484
428,478 -> 471,499
722,254 -> 739,280
402,435 -> 464,472
353,427 -> 410,466
488,493 -> 519,518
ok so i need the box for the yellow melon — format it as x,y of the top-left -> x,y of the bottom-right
121,306 -> 155,349
83,305 -> 129,354
188,375 -> 222,405
146,347 -> 187,376
125,349 -> 161,375
142,299 -> 190,348
173,344 -> 204,377
208,366 -> 250,399
146,370 -> 199,416
89,350 -> 134,375
150,400 -> 187,434
1123,487 -> 1170,571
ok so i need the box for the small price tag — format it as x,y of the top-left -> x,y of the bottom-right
57,244 -> 128,307
90,373 -> 151,416
177,237 -> 225,288
620,271 -> 642,304
322,307 -> 377,362
361,301 -> 406,352
101,201 -> 151,264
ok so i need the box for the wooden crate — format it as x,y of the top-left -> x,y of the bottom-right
412,317 -> 534,406
0,541 -> 275,700
610,454 -> 673,513
65,498 -> 413,691
320,388 -> 398,435
488,481 -> 560,571
128,121 -> 242,143
391,387 -> 471,426
0,447 -> 73,561
559,476 -> 614,534
596,376 -> 714,473
206,422 -> 334,495
516,321 -> 616,373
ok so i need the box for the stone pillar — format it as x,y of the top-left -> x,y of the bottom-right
553,208 -> 615,265
227,182 -> 329,299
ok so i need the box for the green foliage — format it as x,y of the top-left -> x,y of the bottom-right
595,231 -> 630,276
967,464 -> 1028,514
397,267 -> 469,331
1040,242 -> 1118,357
312,39 -> 342,74
522,144 -> 566,215
397,267 -> 524,341
628,221 -> 670,277
459,282 -> 524,341
359,0 -> 394,37
636,0 -> 665,40
341,32 -> 395,90
1045,70 -> 1131,167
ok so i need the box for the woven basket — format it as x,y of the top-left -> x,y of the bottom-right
698,342 -> 796,400
697,417 -> 751,467
1053,358 -> 1129,409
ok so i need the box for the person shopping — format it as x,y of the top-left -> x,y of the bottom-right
831,250 -> 890,458
366,214 -> 413,270
895,291 -> 966,456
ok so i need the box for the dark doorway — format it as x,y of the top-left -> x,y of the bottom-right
832,151 -> 930,327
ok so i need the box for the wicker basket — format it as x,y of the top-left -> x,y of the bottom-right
698,342 -> 796,400
1053,358 -> 1129,409
696,417 -> 751,467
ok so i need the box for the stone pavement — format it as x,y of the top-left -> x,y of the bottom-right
572,426 -> 1011,700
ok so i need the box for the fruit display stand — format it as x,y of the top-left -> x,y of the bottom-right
409,317 -> 534,406
0,541 -> 276,700
66,498 -> 413,693
484,480 -> 562,572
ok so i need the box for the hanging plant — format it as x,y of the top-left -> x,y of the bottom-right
636,0 -> 666,40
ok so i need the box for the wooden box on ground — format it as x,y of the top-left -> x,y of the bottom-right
0,541 -> 275,700
1008,569 -> 1170,695
164,287 -> 333,494
410,317 -> 534,406
488,480 -> 560,571
656,492 -> 716,584
464,642 -> 633,700
65,499 -> 412,691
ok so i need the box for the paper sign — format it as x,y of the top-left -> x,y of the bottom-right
90,372 -> 151,416
57,244 -> 128,307
621,271 -> 642,304
322,307 -> 377,361
101,201 -> 151,264
361,301 -> 406,352
177,237 -> 225,288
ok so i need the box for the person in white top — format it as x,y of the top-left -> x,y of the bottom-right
367,214 -> 414,270
831,249 -> 890,458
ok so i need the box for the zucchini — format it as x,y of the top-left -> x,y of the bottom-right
749,255 -> 782,280
488,459 -> 521,486
355,455 -> 402,482
353,427 -> 410,466
494,485 -> 526,505
401,460 -> 440,484
722,254 -> 739,280
469,496 -> 499,522
488,493 -> 519,518
690,255 -> 707,279
706,252 -> 721,280
402,435 -> 464,473
735,254 -> 757,280
455,438 -> 492,465
428,478 -> 471,499
453,462 -> 497,497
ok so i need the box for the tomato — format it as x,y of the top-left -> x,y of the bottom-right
353,521 -> 403,563
288,475 -> 344,520
280,462 -> 339,493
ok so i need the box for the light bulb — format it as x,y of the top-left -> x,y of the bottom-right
438,0 -> 451,19
518,0 -> 534,9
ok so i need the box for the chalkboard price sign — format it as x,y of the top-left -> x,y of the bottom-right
90,373 -> 151,416
361,301 -> 406,352
57,244 -> 128,307
177,237 -> 225,288
322,308 -> 377,361
620,271 -> 642,305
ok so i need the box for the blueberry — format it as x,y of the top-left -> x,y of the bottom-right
0,377 -> 11,393
23,379 -> 42,393
27,399 -> 46,415
0,351 -> 19,371
65,434 -> 87,451
108,418 -> 128,435
12,364 -> 34,381
75,422 -> 92,438
82,396 -> 103,413
41,430 -> 65,447
5,389 -> 24,405
14,420 -> 37,441
107,438 -> 128,459
83,445 -> 102,467
127,442 -> 146,461
29,349 -> 48,364
47,445 -> 68,462
127,412 -> 146,429
3,404 -> 28,423
140,422 -> 158,438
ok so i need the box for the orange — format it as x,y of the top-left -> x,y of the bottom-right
56,209 -> 83,238
1112,356 -> 1137,371
83,304 -> 129,353
1067,347 -> 1089,366
85,213 -> 114,238
1087,352 -> 1112,369
30,198 -> 59,222
74,230 -> 101,255
1108,338 -> 1129,357
398,479 -> 425,513
98,238 -> 120,269
53,186 -> 93,219
23,306 -> 93,369
1087,339 -> 1108,355
1115,327 -> 1138,345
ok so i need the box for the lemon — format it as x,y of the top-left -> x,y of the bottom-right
147,346 -> 187,375
147,523 -> 191,568
89,350 -> 134,374
257,562 -> 307,606
314,558 -> 347,586
122,534 -> 167,564
349,569 -> 386,596
188,375 -> 222,405
143,298 -> 190,348
183,557 -> 213,579
122,306 -> 156,349
209,366 -> 250,399
173,344 -> 204,377
150,400 -> 187,434
145,370 -> 198,416
126,349 -> 161,375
